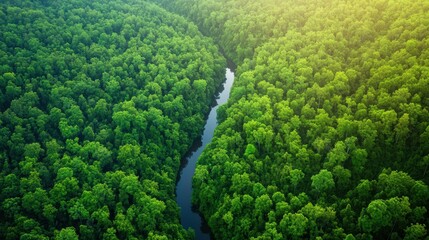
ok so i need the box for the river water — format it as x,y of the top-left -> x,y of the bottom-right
175,68 -> 235,240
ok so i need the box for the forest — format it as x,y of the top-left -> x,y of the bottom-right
0,0 -> 225,239
2,0 -> 429,239
150,0 -> 429,239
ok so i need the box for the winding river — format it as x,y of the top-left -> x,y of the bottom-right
176,68 -> 235,240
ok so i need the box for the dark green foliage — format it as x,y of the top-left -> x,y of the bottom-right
149,0 -> 429,239
0,0 -> 225,239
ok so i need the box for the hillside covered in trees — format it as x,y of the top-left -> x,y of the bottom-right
0,0 -> 226,239
2,0 -> 429,239
151,0 -> 429,239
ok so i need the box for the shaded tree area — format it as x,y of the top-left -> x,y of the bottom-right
150,0 -> 429,239
0,0 -> 225,239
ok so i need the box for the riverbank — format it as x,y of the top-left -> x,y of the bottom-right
175,68 -> 235,239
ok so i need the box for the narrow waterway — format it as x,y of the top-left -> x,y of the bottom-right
176,68 -> 234,240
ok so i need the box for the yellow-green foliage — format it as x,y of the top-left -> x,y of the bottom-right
150,0 -> 429,239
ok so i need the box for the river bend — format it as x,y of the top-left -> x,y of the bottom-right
176,68 -> 235,239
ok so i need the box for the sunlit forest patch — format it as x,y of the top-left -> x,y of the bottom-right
150,0 -> 429,239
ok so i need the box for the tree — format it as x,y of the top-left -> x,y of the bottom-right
311,169 -> 335,194
91,206 -> 112,230
117,144 -> 141,171
102,228 -> 119,240
222,211 -> 234,228
280,213 -> 308,239
22,188 -> 49,215
114,213 -> 135,237
359,199 -> 391,233
254,193 -> 273,229
55,227 -> 78,240
289,169 -> 304,192
404,223 -> 427,240
43,204 -> 58,225
23,143 -> 44,159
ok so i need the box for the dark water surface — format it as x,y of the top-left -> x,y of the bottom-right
175,68 -> 235,240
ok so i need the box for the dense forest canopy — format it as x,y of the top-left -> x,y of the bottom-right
2,0 -> 429,239
0,0 -> 225,239
150,0 -> 429,239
